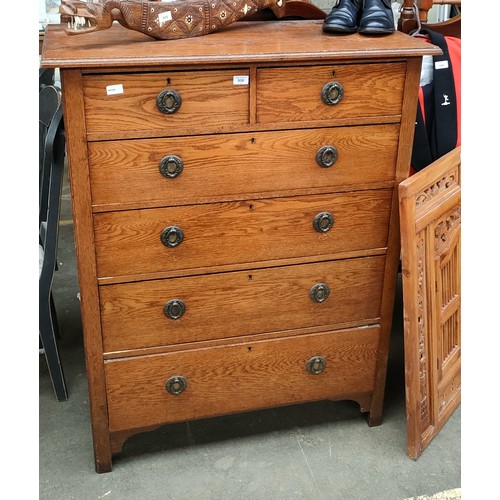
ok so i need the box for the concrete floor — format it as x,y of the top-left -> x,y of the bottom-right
39,166 -> 461,499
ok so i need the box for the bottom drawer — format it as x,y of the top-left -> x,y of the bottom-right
105,326 -> 380,432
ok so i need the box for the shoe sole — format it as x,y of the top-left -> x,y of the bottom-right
358,27 -> 395,35
322,24 -> 358,34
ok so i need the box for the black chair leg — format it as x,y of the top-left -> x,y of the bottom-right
50,292 -> 61,340
39,298 -> 68,401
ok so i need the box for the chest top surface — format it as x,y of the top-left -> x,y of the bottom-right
41,20 -> 440,69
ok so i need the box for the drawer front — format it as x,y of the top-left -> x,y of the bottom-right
89,124 -> 399,209
83,70 -> 249,136
93,191 -> 392,279
100,256 -> 385,352
257,63 -> 405,124
105,326 -> 380,431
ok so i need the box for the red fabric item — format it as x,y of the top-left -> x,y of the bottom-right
446,36 -> 461,147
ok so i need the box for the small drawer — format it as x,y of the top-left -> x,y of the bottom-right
93,191 -> 392,279
83,69 -> 249,138
89,124 -> 399,210
104,326 -> 381,431
100,256 -> 385,352
257,63 -> 405,124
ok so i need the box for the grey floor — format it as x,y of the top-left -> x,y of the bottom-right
39,166 -> 461,499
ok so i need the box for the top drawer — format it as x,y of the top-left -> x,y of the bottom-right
257,63 -> 406,124
83,69 -> 249,138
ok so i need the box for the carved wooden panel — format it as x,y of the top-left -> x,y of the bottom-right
399,147 -> 461,460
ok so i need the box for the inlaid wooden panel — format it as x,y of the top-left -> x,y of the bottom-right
105,326 -> 381,431
89,124 -> 400,210
100,256 -> 385,352
257,63 -> 405,124
83,69 -> 249,137
93,190 -> 393,279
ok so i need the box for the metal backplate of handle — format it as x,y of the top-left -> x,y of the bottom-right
316,145 -> 338,168
163,299 -> 186,319
306,356 -> 326,375
159,155 -> 183,178
160,226 -> 184,248
157,89 -> 182,114
309,283 -> 330,303
313,212 -> 334,233
321,82 -> 344,105
165,375 -> 188,395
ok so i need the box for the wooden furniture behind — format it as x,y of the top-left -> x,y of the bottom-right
399,0 -> 461,38
41,20 -> 439,472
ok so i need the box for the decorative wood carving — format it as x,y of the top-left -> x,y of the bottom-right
399,146 -> 461,460
59,0 -> 288,40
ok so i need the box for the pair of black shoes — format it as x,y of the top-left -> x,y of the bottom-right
323,0 -> 395,35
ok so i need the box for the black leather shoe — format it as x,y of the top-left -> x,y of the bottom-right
323,0 -> 362,34
358,0 -> 395,35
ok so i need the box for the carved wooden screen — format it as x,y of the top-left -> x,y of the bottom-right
398,147 -> 461,460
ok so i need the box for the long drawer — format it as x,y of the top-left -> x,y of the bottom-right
93,190 -> 392,279
257,63 -> 406,124
100,256 -> 385,352
83,69 -> 250,137
104,326 -> 381,431
89,124 -> 400,210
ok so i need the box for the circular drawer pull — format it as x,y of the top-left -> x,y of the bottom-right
321,81 -> 344,105
306,356 -> 326,375
163,299 -> 186,320
160,226 -> 184,248
159,155 -> 184,178
316,145 -> 338,168
157,89 -> 182,114
165,375 -> 188,395
313,212 -> 334,233
309,283 -> 330,303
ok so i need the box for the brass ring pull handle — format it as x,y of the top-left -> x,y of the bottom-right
309,283 -> 330,303
163,299 -> 186,320
321,82 -> 344,105
157,89 -> 182,114
306,356 -> 327,375
316,145 -> 338,168
160,226 -> 184,248
159,155 -> 184,178
165,375 -> 188,395
313,212 -> 334,233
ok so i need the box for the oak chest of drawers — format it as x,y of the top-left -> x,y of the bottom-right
41,19 -> 439,472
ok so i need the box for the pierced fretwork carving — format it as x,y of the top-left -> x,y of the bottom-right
416,235 -> 430,429
434,205 -> 461,253
415,173 -> 458,209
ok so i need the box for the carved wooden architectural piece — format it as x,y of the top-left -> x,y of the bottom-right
399,146 -> 461,460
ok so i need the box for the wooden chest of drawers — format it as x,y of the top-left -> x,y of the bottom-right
41,19 -> 439,473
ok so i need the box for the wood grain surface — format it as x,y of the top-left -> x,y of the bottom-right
93,190 -> 392,279
105,326 -> 381,431
89,124 -> 400,211
100,256 -> 385,352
